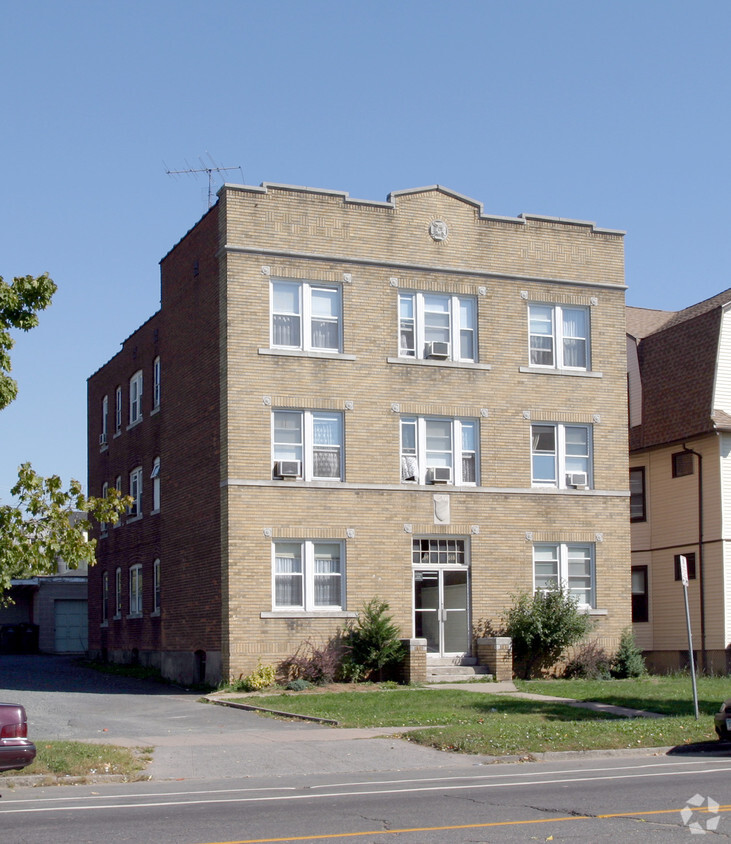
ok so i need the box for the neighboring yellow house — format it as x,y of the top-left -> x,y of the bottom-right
628,292 -> 731,673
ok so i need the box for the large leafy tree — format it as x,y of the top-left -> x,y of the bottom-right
0,274 -> 130,600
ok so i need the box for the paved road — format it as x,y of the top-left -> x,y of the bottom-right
1,755 -> 729,842
0,654 -> 490,780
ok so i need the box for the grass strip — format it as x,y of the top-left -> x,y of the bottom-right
1,741 -> 152,779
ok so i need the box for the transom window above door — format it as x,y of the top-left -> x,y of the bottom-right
271,280 -> 342,353
399,291 -> 477,362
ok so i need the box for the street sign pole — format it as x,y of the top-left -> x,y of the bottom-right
679,555 -> 700,720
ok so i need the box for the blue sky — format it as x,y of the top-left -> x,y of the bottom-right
1,0 -> 730,499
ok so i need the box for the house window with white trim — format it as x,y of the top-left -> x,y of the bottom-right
153,559 -> 161,613
115,567 -> 122,618
100,396 -> 108,446
531,423 -> 592,488
129,564 -> 143,616
115,386 -> 122,433
151,457 -> 160,512
272,541 -> 344,611
100,482 -> 109,535
401,416 -> 478,485
534,542 -> 595,608
152,357 -> 161,409
399,291 -> 476,362
271,280 -> 342,352
129,370 -> 143,425
272,410 -> 343,480
528,304 -> 590,370
128,467 -> 142,518
102,571 -> 109,624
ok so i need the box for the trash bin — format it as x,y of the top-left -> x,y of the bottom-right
18,623 -> 39,654
0,625 -> 20,654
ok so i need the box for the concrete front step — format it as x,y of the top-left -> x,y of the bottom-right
426,664 -> 493,683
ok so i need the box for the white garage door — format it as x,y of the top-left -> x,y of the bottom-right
54,600 -> 88,653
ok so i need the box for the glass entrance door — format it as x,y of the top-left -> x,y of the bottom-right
413,568 -> 469,656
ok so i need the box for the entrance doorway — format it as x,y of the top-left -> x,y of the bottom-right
413,567 -> 470,657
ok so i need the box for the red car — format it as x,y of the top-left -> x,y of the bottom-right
0,703 -> 36,772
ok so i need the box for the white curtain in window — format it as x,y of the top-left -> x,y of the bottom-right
275,547 -> 302,607
314,546 -> 341,606
562,309 -> 587,368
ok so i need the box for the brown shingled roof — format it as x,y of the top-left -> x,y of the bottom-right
629,293 -> 728,451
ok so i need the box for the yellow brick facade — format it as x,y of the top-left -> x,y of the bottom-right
215,183 -> 631,679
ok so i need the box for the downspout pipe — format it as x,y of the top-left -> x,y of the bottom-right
682,445 -> 706,672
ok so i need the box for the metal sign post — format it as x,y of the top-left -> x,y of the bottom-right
679,555 -> 700,720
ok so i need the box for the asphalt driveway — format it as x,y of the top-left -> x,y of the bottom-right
0,654 -> 476,780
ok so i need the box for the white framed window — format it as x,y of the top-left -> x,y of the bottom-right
129,564 -> 143,616
399,291 -> 476,362
401,416 -> 478,485
528,304 -> 590,370
129,370 -> 143,425
531,423 -> 592,488
102,571 -> 109,624
534,542 -> 595,608
115,567 -> 122,618
272,410 -> 343,480
272,540 -> 344,611
153,559 -> 161,613
100,482 -> 109,535
150,457 -> 161,512
115,386 -> 122,433
153,356 -> 161,409
100,396 -> 108,445
270,280 -> 342,352
128,467 -> 142,518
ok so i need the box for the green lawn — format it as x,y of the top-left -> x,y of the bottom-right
241,678 -> 724,756
514,675 -> 730,717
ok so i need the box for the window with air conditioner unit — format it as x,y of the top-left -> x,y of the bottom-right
399,292 -> 477,362
272,410 -> 343,481
531,423 -> 592,489
401,416 -> 478,485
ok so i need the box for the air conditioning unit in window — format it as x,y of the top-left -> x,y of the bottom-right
426,341 -> 449,359
276,460 -> 301,479
566,472 -> 588,488
99,433 -> 108,446
429,466 -> 452,484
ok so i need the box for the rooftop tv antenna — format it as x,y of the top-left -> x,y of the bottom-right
164,154 -> 244,208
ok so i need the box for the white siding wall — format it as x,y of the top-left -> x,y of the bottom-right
712,304 -> 731,413
626,336 -> 642,428
721,433 -> 731,645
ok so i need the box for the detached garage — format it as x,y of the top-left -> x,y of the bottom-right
54,599 -> 88,653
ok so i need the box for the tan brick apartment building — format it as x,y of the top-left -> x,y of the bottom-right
628,292 -> 731,673
87,183 -> 631,685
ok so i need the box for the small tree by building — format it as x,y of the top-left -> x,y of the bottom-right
340,598 -> 405,682
504,588 -> 595,679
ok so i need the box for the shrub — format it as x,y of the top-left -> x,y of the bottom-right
564,640 -> 612,680
340,598 -> 406,682
286,678 -> 312,691
611,628 -> 646,678
279,636 -> 345,685
503,588 -> 595,679
233,660 -> 276,692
